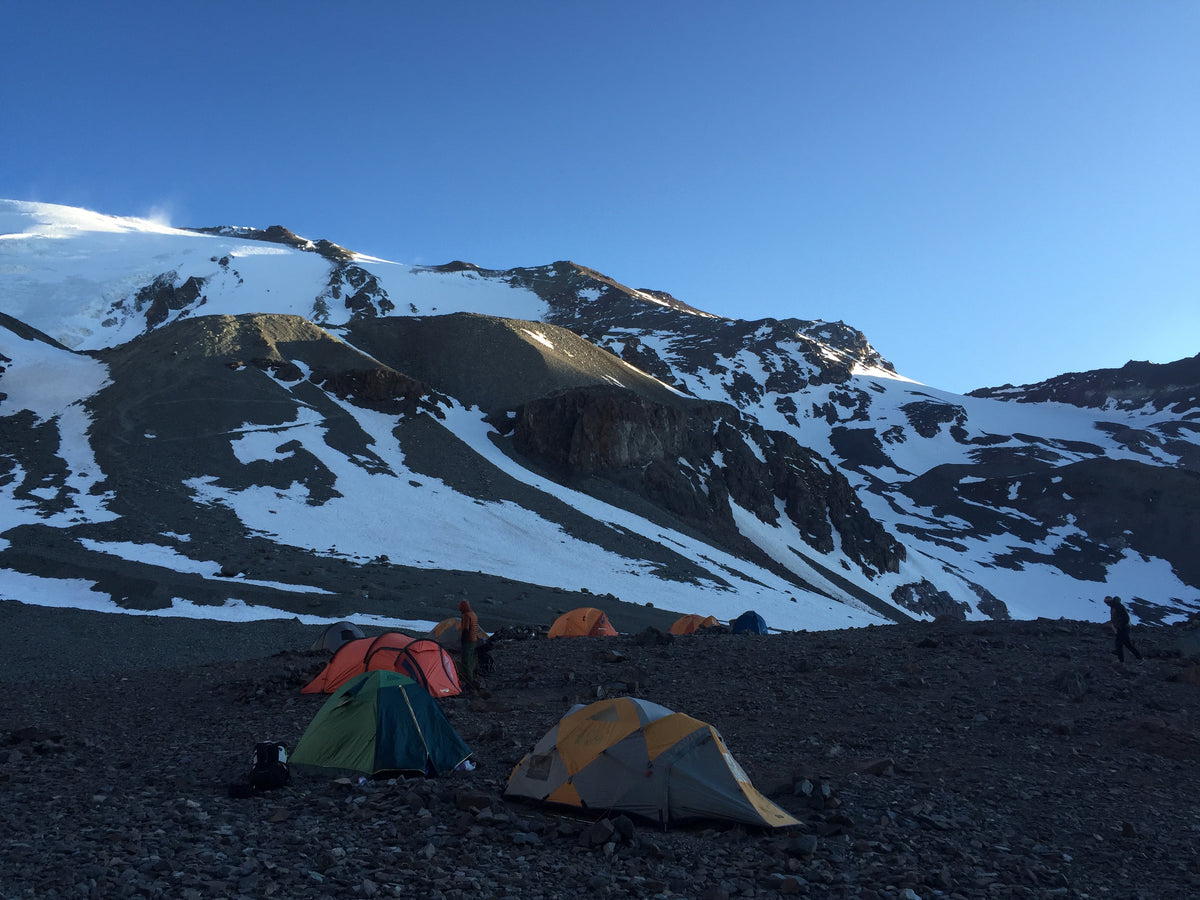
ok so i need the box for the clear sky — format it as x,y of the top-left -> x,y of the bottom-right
2,1 -> 1197,392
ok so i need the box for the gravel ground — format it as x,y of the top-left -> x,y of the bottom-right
2,603 -> 1200,899
0,603 -> 322,679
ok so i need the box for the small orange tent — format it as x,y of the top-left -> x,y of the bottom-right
302,633 -> 462,697
548,607 -> 617,639
669,614 -> 721,635
428,616 -> 489,648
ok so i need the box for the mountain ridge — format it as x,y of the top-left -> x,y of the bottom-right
1,200 -> 1197,631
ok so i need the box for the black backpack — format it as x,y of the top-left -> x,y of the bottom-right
248,741 -> 291,791
477,641 -> 496,676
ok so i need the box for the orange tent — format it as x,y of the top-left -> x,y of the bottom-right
428,616 -> 489,648
548,607 -> 618,639
669,614 -> 721,635
302,633 -> 462,697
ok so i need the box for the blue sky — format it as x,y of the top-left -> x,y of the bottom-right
2,1 -> 1197,392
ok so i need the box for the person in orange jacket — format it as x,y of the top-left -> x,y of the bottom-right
458,600 -> 482,686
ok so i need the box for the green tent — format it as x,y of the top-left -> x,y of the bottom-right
291,670 -> 471,777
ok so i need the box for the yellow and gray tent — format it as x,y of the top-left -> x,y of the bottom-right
504,696 -> 798,828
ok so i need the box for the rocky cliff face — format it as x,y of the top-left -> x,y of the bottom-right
504,385 -> 904,581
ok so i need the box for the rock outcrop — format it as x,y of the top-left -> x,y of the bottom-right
507,385 -> 904,578
967,353 -> 1200,412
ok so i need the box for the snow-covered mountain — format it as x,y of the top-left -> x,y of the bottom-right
2,200 -> 1197,631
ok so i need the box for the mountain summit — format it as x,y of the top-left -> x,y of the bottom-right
2,200 -> 1197,630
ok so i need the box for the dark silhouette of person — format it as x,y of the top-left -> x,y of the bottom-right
1105,596 -> 1143,663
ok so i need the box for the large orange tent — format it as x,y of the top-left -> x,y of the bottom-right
669,614 -> 721,635
547,607 -> 617,639
302,633 -> 462,697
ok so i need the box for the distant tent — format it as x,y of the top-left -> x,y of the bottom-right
548,607 -> 618,639
302,633 -> 462,697
291,671 -> 471,778
504,696 -> 798,829
669,614 -> 721,635
428,616 -> 489,648
731,610 -> 768,635
310,620 -> 366,653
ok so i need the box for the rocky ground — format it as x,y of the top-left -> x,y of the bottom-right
2,604 -> 1199,899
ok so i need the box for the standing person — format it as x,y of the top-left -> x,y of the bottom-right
458,600 -> 481,687
1105,596 -> 1143,663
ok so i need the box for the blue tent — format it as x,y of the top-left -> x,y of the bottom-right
731,610 -> 768,634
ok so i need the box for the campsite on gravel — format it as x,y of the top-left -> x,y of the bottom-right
3,603 -> 1199,898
